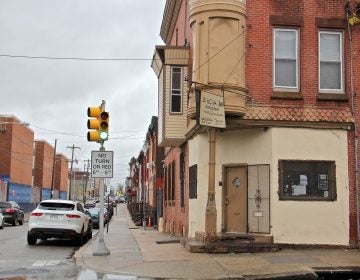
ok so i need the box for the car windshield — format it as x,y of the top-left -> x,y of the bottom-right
88,208 -> 100,215
38,202 -> 74,211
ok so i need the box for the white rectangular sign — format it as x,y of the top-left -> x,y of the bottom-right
199,91 -> 226,128
91,151 -> 113,178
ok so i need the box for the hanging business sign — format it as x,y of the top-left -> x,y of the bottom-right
91,151 -> 113,178
198,91 -> 226,128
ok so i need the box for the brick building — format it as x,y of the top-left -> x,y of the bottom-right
34,140 -> 55,201
0,115 -> 34,211
55,153 -> 69,200
151,0 -> 358,248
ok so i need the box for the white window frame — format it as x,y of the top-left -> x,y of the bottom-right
170,66 -> 182,114
273,28 -> 300,91
318,30 -> 344,93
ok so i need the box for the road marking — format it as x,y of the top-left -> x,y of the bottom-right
32,260 -> 61,267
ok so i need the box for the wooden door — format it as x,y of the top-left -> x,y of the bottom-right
224,166 -> 247,233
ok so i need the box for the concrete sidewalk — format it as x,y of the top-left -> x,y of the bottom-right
74,204 -> 360,279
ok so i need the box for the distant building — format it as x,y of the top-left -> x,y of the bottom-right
34,140 -> 55,201
0,115 -> 34,212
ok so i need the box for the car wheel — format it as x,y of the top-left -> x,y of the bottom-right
27,232 -> 37,245
0,220 -> 4,229
76,228 -> 84,246
87,228 -> 92,240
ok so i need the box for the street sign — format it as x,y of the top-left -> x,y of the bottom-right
91,151 -> 113,178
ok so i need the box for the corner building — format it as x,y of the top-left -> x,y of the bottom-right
152,0 -> 359,247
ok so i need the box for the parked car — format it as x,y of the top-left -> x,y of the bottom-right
87,207 -> 108,229
84,209 -> 93,239
0,213 -> 4,229
0,201 -> 24,226
27,199 -> 91,246
84,200 -> 96,209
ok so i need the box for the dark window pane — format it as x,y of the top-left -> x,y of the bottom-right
172,68 -> 181,90
171,93 -> 181,113
279,160 -> 336,201
189,164 -> 197,199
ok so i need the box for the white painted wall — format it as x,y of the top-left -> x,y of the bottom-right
188,127 -> 349,245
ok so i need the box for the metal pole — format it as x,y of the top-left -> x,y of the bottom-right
66,144 -> 81,200
50,139 -> 57,199
93,143 -> 110,256
205,128 -> 217,242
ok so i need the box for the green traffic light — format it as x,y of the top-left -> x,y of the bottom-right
99,130 -> 108,140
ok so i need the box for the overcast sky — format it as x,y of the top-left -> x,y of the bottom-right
0,0 -> 166,186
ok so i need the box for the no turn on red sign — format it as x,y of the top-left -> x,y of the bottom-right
91,151 -> 113,178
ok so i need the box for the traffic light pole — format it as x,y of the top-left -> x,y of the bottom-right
93,142 -> 110,256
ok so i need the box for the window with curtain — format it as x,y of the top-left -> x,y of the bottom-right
319,30 -> 343,92
170,67 -> 182,113
273,28 -> 299,90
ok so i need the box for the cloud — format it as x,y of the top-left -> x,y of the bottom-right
0,0 -> 165,185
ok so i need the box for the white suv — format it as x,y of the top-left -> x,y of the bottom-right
27,199 -> 91,246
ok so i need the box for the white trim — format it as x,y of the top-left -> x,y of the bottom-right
273,28 -> 300,91
170,66 -> 183,114
318,30 -> 344,93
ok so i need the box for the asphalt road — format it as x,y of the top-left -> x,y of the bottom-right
0,221 -> 97,279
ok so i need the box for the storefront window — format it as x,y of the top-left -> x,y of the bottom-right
278,160 -> 336,201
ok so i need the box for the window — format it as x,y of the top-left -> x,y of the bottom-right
180,153 -> 185,207
319,30 -> 343,92
189,164 -> 197,199
278,160 -> 336,201
171,160 -> 175,201
170,67 -> 182,113
273,28 -> 299,90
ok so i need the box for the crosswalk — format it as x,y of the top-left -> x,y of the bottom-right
32,260 -> 63,267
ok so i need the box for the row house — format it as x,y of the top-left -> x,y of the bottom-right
128,117 -> 164,228
150,0 -> 359,249
0,114 -> 70,212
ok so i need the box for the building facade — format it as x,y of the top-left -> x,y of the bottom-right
0,115 -> 35,212
34,140 -> 55,201
152,0 -> 357,247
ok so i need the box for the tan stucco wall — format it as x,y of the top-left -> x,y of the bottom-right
188,127 -> 349,245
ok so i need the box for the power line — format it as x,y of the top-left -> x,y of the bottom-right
0,54 -> 154,61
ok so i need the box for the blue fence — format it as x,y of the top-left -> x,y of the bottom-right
59,191 -> 67,200
41,188 -> 51,200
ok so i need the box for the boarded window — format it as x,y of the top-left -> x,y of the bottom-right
171,160 -> 176,201
180,153 -> 185,207
189,164 -> 197,199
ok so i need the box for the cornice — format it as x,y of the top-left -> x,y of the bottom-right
160,0 -> 182,44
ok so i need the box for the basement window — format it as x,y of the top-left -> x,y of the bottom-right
278,160 -> 336,201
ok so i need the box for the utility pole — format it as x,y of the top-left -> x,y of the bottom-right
50,139 -> 57,199
66,144 -> 81,200
83,159 -> 91,203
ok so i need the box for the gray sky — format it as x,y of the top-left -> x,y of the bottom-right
0,0 -> 165,186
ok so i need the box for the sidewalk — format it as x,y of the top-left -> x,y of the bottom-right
74,204 -> 360,279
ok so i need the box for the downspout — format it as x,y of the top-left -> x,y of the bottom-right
346,10 -> 360,247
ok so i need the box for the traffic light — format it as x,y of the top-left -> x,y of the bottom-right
87,106 -> 110,142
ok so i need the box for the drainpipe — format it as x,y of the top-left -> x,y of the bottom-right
346,10 -> 360,247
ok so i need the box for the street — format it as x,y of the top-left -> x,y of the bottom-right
0,219 -> 105,279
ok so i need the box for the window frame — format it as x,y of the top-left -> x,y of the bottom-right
318,30 -> 344,94
278,160 -> 337,201
273,27 -> 300,91
170,66 -> 182,114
